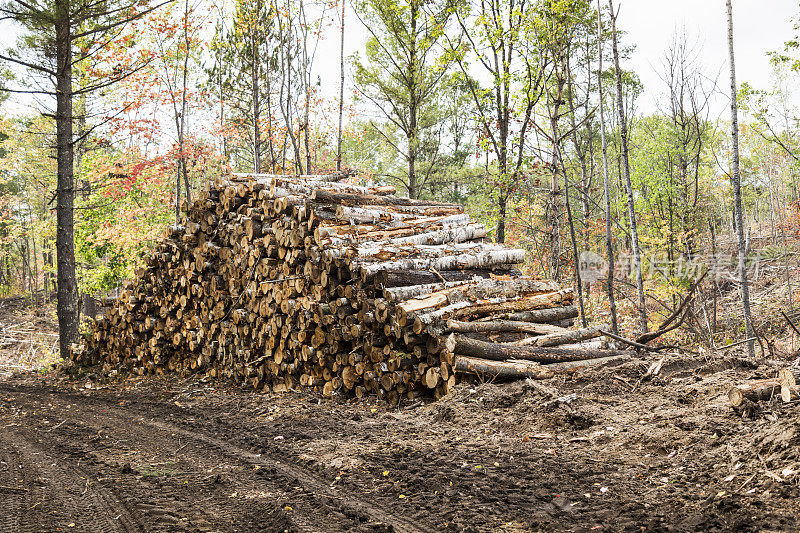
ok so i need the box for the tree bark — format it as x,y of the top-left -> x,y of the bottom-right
445,319 -> 567,335
609,0 -> 647,335
454,355 -> 553,380
726,0 -> 756,357
596,0 -> 618,334
252,0 -> 262,174
487,305 -> 579,323
407,1 -> 418,199
336,0 -> 345,171
532,325 -> 604,347
55,0 -> 79,357
375,268 -> 499,289
452,334 -> 628,364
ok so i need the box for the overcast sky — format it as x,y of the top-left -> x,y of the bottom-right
1,1 -> 798,120
313,0 -> 800,120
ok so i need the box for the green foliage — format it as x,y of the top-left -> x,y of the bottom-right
205,0 -> 279,172
0,68 -> 11,108
74,149 -> 174,294
352,0 -> 461,197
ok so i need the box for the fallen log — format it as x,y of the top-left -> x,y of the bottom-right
444,319 -> 567,335
778,367 -> 800,388
781,384 -> 800,402
542,353 -> 632,372
375,269 -> 498,289
728,380 -> 780,408
452,334 -> 630,364
532,325 -> 605,347
454,355 -> 553,380
480,305 -> 578,324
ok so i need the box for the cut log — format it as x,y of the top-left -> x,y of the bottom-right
444,319 -> 568,335
454,355 -> 553,380
481,305 -> 579,324
360,249 -> 527,282
728,380 -> 780,408
384,281 -> 473,303
543,353 -> 632,372
532,325 -> 605,347
389,223 -> 487,246
311,189 -> 458,208
375,269 -> 500,289
452,334 -> 629,364
395,279 -> 561,318
778,367 -> 800,388
781,384 -> 800,403
449,290 -> 575,320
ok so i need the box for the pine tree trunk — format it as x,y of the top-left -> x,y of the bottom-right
55,0 -> 79,357
726,0 -> 756,357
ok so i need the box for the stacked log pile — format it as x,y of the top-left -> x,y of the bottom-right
80,174 -> 631,402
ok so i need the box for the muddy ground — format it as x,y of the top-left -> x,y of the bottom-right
1,349 -> 799,533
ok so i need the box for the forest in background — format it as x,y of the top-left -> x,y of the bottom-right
1,0 -> 800,356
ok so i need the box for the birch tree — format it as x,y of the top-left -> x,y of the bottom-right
608,0 -> 647,334
596,0 -> 618,333
726,0 -> 756,357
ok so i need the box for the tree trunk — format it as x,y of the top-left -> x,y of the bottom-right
726,0 -> 756,357
496,193 -> 506,244
609,0 -> 647,335
252,6 -> 262,174
55,1 -> 78,357
336,0 -> 345,171
407,2 -> 418,199
596,0 -> 618,334
180,0 -> 191,206
548,74 -> 563,280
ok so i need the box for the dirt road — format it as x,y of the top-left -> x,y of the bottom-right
1,355 -> 798,532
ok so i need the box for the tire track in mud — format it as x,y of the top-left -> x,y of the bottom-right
1,383 -> 436,533
0,444 -> 25,533
0,426 -> 140,533
1,388 -> 308,532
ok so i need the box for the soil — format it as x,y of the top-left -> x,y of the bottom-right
1,348 -> 800,533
